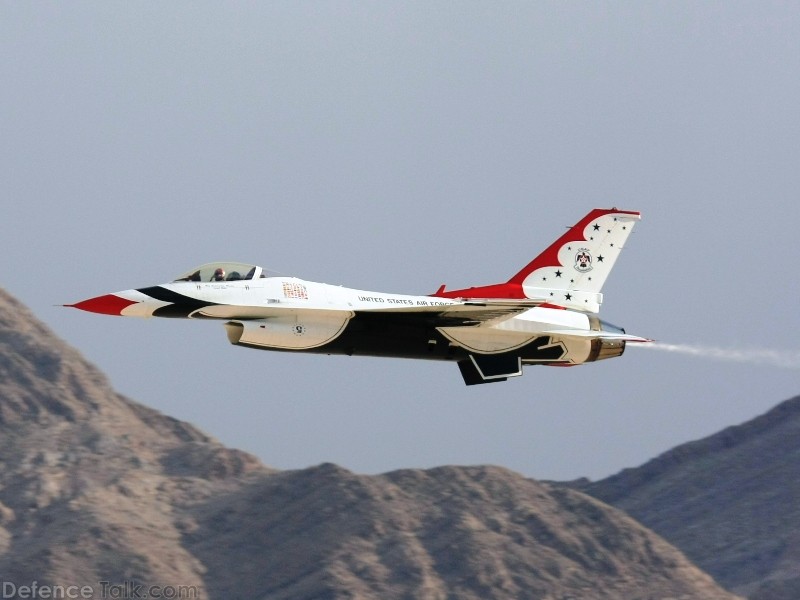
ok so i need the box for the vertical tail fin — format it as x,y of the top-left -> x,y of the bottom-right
434,208 -> 640,313
510,208 -> 640,312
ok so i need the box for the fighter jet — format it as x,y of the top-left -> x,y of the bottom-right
68,208 -> 650,385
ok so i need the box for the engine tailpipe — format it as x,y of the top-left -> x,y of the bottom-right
588,338 -> 626,362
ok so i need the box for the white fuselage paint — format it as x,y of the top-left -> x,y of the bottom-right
117,277 -> 602,360
70,209 -> 647,384
118,278 -> 458,317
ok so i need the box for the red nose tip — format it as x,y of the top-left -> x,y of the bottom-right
66,294 -> 138,316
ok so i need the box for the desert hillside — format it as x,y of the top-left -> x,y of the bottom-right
578,394 -> 800,600
0,288 -> 737,599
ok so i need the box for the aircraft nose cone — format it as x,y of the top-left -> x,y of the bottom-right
66,294 -> 139,316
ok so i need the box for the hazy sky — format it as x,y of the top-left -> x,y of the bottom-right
2,2 -> 798,481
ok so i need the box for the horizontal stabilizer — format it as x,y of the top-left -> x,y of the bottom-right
543,330 -> 653,343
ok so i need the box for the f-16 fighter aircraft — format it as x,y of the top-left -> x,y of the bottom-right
69,208 -> 650,385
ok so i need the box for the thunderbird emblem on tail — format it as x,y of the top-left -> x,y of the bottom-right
574,249 -> 593,273
68,208 -> 651,385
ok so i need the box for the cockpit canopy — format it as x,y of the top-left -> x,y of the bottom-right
173,262 -> 268,283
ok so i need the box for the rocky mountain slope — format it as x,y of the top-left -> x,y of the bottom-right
577,395 -> 800,599
0,287 -> 737,599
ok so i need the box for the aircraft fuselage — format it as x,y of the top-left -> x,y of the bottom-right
69,208 -> 649,384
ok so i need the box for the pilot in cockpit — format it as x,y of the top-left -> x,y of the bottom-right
212,268 -> 226,281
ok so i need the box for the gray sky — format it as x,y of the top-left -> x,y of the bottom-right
2,2 -> 798,481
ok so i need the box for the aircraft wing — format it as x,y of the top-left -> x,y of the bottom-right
196,299 -> 544,324
356,299 -> 545,325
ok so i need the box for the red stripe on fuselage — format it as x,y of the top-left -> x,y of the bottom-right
434,282 -> 526,300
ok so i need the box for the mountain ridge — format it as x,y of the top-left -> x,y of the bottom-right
0,287 -> 738,599
576,394 -> 800,599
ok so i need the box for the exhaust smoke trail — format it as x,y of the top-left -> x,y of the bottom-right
631,342 -> 800,370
